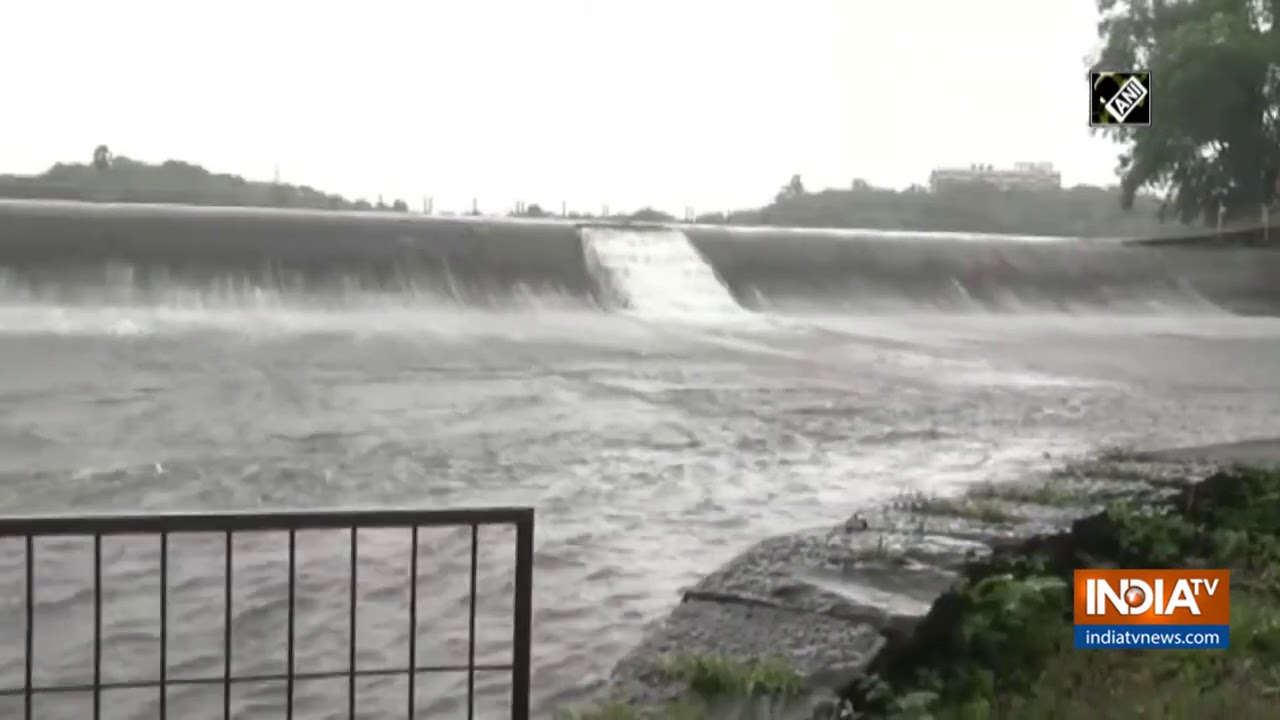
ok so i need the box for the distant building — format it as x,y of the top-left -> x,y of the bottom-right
929,162 -> 1062,192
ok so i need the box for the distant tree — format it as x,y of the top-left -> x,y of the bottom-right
525,203 -> 548,217
776,174 -> 805,203
391,199 -> 408,212
851,178 -> 871,191
628,207 -> 677,223
92,145 -> 112,171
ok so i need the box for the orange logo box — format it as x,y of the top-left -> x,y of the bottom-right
1073,569 -> 1230,626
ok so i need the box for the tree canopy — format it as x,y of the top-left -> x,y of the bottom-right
695,180 -> 1174,238
1094,0 -> 1280,224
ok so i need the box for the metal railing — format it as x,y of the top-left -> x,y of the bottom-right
0,506 -> 535,719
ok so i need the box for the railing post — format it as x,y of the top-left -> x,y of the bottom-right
511,510 -> 535,720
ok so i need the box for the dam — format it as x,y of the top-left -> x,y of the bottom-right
3,198 -> 1280,315
1,199 -> 1279,718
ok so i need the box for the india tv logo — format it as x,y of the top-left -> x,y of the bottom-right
1073,569 -> 1230,649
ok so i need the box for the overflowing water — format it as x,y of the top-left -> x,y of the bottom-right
580,226 -> 747,321
1,210 -> 1279,718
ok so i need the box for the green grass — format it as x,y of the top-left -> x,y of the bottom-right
1050,456 -> 1197,488
848,534 -> 914,566
967,479 -> 1096,507
556,654 -> 810,720
659,654 -> 806,698
900,492 -> 1023,525
845,464 -> 1280,719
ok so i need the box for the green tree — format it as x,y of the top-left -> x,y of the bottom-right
1093,0 -> 1280,224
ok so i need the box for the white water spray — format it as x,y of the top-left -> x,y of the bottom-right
579,226 -> 746,320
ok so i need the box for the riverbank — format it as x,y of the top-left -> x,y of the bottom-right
562,440 -> 1280,718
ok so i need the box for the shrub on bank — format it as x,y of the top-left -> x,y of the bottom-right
846,465 -> 1280,719
560,463 -> 1280,719
554,653 -> 812,719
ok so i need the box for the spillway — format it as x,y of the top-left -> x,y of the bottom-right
2,199 -> 1279,315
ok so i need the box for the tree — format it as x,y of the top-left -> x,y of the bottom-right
627,207 -> 676,222
391,199 -> 408,212
1093,0 -> 1280,224
776,174 -> 806,203
92,145 -> 112,171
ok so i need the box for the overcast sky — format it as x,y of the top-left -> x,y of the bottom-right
2,0 -> 1122,214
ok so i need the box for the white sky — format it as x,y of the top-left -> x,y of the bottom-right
1,0 -> 1122,215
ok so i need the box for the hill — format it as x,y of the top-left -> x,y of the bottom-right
0,150 -> 408,212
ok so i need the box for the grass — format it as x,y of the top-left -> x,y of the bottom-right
898,452 -> 1168,526
555,654 -> 811,720
658,654 -> 807,698
848,534 -> 914,566
1049,452 -> 1200,489
899,492 -> 1023,524
967,479 -> 1096,507
844,463 -> 1280,719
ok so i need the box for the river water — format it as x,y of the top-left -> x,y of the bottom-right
1,212 -> 1279,718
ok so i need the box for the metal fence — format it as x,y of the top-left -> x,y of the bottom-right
0,506 -> 535,720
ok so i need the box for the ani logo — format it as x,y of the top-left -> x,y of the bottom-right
1089,71 -> 1152,127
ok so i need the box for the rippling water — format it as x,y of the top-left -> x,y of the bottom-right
1,302 -> 1279,718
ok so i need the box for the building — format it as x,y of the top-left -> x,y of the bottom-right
929,162 -> 1062,192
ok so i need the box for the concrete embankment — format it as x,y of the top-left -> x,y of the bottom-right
602,441 -> 1280,713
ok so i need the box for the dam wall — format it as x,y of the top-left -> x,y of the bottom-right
0,200 -> 592,302
3,199 -> 1280,315
683,225 -> 1280,315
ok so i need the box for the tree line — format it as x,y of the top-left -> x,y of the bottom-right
0,148 -> 1176,238
1,146 -> 413,213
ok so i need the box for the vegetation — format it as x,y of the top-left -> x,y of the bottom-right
2,146 -> 1190,236
897,492 -> 1023,525
693,182 -> 1180,238
555,653 -> 810,720
1093,0 -> 1280,224
845,464 -> 1280,719
0,146 -> 411,212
